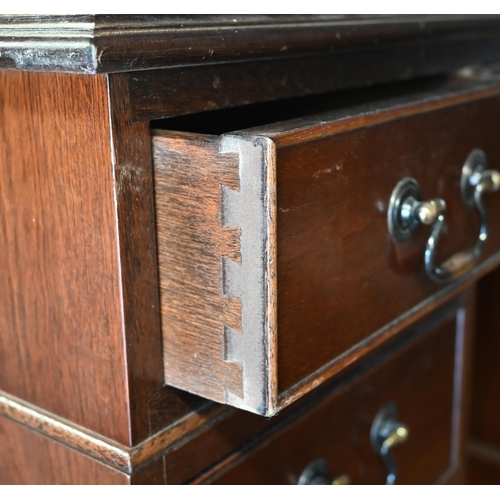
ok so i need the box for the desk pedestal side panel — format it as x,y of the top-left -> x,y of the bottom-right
0,72 -> 130,443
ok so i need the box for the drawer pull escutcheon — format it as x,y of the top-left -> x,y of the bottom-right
298,459 -> 351,485
370,402 -> 409,485
388,149 -> 500,284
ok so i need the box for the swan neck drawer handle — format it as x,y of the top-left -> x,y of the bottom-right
371,402 -> 409,485
298,459 -> 351,485
388,149 -> 500,284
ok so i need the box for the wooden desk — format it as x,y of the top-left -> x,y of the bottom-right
1,15 -> 500,484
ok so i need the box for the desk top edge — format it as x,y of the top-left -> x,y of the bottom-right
1,14 -> 500,74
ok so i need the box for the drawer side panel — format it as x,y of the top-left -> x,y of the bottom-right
153,132 -> 277,415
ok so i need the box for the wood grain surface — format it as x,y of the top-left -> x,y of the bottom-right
209,302 -> 464,484
3,15 -> 500,75
164,408 -> 270,484
0,390 -> 131,472
130,457 -> 165,485
152,79 -> 500,413
0,415 -> 129,485
465,266 -> 500,483
154,129 -> 278,415
106,74 -> 165,444
153,132 -> 244,404
270,87 -> 500,393
146,386 -> 211,436
469,267 -> 500,448
0,71 -> 239,461
0,410 -> 167,484
128,38 -> 500,121
466,440 -> 500,484
1,18 -> 497,486
0,71 -> 203,448
0,287 -> 475,481
0,71 -> 130,443
91,15 -> 500,73
0,385 -> 228,476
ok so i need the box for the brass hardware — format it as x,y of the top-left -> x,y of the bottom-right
370,402 -> 409,485
298,459 -> 351,485
387,149 -> 500,284
331,474 -> 351,485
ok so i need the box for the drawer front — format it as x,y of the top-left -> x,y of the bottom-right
209,303 -> 463,485
153,80 -> 500,415
274,89 -> 500,394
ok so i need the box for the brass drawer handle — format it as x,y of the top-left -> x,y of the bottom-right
298,459 -> 351,485
371,402 -> 409,485
388,149 -> 500,284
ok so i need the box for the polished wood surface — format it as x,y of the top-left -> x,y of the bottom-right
0,412 -> 168,484
469,267 -> 500,447
3,15 -> 500,75
466,454 -> 500,485
153,132 -> 246,405
146,386 -> 209,436
0,71 -> 130,444
162,295 -> 470,484
130,458 -> 165,485
165,408 -> 270,484
106,73 -> 165,445
0,70 -> 223,451
128,41 -> 500,121
0,385 -> 226,477
272,85 -> 500,393
465,267 -> 500,483
208,300 -> 467,484
0,415 -> 129,485
1,15 -> 499,485
152,79 -> 500,414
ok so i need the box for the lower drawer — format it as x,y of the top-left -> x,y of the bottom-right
207,299 -> 466,484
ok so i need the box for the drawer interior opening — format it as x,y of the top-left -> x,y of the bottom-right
151,75 -> 451,136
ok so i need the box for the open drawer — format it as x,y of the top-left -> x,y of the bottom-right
152,77 -> 500,416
